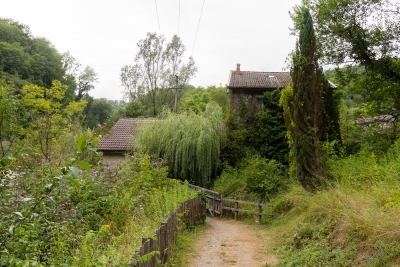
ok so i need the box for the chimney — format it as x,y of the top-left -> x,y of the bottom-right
236,63 -> 241,75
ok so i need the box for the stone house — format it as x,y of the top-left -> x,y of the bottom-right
227,64 -> 291,116
227,63 -> 337,116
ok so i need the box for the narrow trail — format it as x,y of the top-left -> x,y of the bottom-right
187,217 -> 279,267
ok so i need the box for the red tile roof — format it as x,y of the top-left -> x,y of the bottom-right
97,118 -> 156,152
228,71 -> 291,89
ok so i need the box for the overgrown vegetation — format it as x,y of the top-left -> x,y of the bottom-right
222,90 -> 289,167
264,141 -> 400,266
214,155 -> 289,201
3,2 -> 400,265
135,103 -> 225,187
0,18 -> 202,266
0,149 -> 196,266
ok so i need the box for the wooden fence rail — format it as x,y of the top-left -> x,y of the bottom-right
222,197 -> 273,221
132,195 -> 205,267
186,183 -> 273,221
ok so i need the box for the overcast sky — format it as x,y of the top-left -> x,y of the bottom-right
3,0 -> 300,100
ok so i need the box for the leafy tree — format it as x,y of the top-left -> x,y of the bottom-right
0,18 -> 67,90
179,90 -> 212,114
123,98 -> 145,118
84,97 -> 114,129
282,8 -> 327,191
28,37 -> 65,87
105,99 -> 146,130
22,80 -> 86,160
209,86 -> 230,117
120,33 -> 197,116
62,52 -> 98,102
135,103 -> 225,187
76,66 -> 98,101
179,86 -> 229,116
0,18 -> 32,46
291,0 -> 400,111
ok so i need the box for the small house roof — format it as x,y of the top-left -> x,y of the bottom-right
97,118 -> 155,152
227,71 -> 291,89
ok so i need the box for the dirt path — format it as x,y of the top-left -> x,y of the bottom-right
188,217 -> 279,267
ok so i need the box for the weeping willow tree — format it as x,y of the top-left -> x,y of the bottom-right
135,102 -> 225,187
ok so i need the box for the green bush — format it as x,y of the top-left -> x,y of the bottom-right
0,149 -> 197,266
214,155 -> 289,200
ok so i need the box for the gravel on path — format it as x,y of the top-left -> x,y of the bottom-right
188,216 -> 279,267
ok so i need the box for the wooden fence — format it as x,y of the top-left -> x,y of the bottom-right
187,184 -> 273,221
222,197 -> 273,221
132,195 -> 205,267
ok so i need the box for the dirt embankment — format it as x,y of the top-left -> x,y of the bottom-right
187,217 -> 279,267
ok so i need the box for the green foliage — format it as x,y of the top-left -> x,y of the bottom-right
220,114 -> 250,166
120,33 -> 197,116
105,99 -> 146,130
213,155 -> 289,200
180,90 -> 212,114
291,0 -> 400,111
83,97 -> 114,129
222,90 -> 289,167
321,77 -> 343,146
22,80 -> 87,160
0,18 -> 67,88
179,86 -> 229,117
0,83 -> 25,158
282,9 -> 329,191
276,221 -> 355,267
76,66 -> 98,101
0,133 -> 196,266
135,103 -> 225,187
167,223 -> 208,266
251,90 -> 289,164
265,138 -> 400,266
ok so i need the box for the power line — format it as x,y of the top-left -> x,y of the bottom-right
191,0 -> 205,56
155,0 -> 161,35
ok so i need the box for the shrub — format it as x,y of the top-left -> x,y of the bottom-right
214,155 -> 289,200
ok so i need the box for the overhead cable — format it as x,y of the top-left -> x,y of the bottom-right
191,0 -> 205,56
155,0 -> 161,35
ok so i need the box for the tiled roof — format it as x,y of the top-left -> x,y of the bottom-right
97,118 -> 156,152
228,71 -> 291,89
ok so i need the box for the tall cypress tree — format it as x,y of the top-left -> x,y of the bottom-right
285,8 -> 328,190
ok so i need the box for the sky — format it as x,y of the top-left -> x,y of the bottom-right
2,0 -> 300,100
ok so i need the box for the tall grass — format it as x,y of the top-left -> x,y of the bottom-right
268,142 -> 400,266
77,155 -> 198,266
95,181 -> 197,265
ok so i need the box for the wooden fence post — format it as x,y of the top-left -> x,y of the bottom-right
219,193 -> 223,216
258,200 -> 262,224
212,193 -> 216,215
234,196 -> 239,221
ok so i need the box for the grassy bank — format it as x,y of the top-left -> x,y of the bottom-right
265,146 -> 400,266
